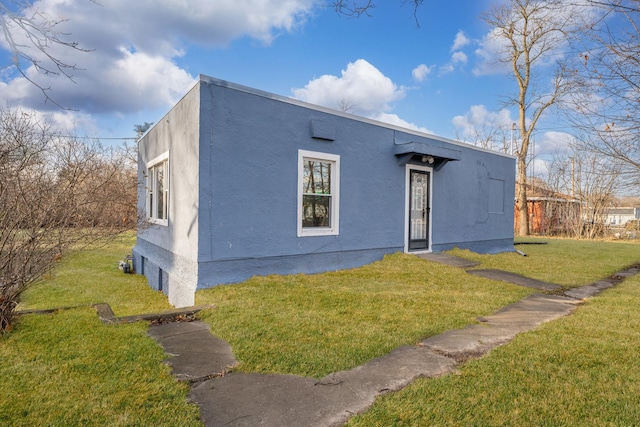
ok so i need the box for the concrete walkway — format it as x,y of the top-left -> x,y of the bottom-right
147,256 -> 640,427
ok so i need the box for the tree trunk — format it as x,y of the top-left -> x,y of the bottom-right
516,154 -> 529,236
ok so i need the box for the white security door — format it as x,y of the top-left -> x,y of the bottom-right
408,169 -> 430,251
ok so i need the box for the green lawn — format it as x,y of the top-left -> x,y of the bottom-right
346,273 -> 640,426
196,253 -> 534,378
21,233 -> 172,316
2,235 -> 638,425
454,237 -> 640,287
2,233 -> 201,426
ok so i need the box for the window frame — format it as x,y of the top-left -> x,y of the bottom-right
146,152 -> 169,226
297,149 -> 340,237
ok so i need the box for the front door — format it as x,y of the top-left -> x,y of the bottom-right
408,169 -> 430,251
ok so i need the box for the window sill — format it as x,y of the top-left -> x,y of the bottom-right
147,218 -> 169,227
298,227 -> 338,237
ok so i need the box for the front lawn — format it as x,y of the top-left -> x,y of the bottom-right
196,253 -> 533,378
195,237 -> 639,378
454,237 -> 640,287
2,235 -> 638,425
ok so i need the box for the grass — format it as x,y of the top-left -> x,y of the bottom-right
195,253 -> 534,378
0,309 -> 201,426
2,235 -> 639,425
21,233 -> 171,316
2,233 -> 201,426
345,273 -> 640,426
451,237 -> 640,287
194,238 -> 639,378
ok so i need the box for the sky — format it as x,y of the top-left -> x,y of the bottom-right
0,0 -> 587,175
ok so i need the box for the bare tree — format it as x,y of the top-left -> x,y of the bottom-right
337,98 -> 359,114
0,108 -> 137,332
331,0 -> 424,23
483,0 -> 586,236
574,152 -> 621,238
0,0 -> 96,107
569,1 -> 640,191
546,147 -> 621,238
455,121 -> 513,154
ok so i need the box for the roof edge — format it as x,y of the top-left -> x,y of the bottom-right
198,74 -> 516,160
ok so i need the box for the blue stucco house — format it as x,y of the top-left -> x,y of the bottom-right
133,75 -> 515,307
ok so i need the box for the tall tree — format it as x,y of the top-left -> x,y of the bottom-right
570,0 -> 640,192
483,0 -> 585,236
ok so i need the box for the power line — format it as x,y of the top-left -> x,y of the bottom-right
58,135 -> 138,140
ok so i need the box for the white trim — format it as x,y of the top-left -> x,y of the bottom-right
297,149 -> 340,237
147,151 -> 169,168
404,164 -> 433,253
146,151 -> 170,226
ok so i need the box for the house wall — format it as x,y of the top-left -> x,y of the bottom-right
430,146 -> 514,253
604,207 -> 640,226
134,76 -> 516,306
133,83 -> 202,307
194,78 -> 514,288
195,80 -> 406,287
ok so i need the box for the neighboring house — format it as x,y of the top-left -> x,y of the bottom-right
514,186 -> 581,236
603,207 -> 640,227
133,75 -> 516,307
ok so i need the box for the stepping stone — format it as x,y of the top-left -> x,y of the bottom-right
467,269 -> 560,290
148,320 -> 237,382
417,253 -> 481,269
421,293 -> 579,360
191,347 -> 456,427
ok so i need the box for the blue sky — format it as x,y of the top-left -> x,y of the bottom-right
0,0 -> 574,169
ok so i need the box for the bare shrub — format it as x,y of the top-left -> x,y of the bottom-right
0,108 -> 137,331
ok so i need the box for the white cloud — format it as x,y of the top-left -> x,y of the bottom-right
439,31 -> 470,75
438,63 -> 455,76
452,105 -> 514,150
451,51 -> 468,65
0,0 -> 318,113
292,59 -> 406,116
472,28 -> 510,76
412,64 -> 433,82
536,131 -> 575,156
0,46 -> 195,114
291,59 -> 436,133
453,105 -> 513,134
451,30 -> 471,51
371,112 -> 433,134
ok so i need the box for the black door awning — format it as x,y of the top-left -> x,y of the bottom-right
393,141 -> 461,170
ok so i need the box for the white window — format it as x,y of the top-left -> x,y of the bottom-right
298,150 -> 340,237
146,153 -> 169,225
